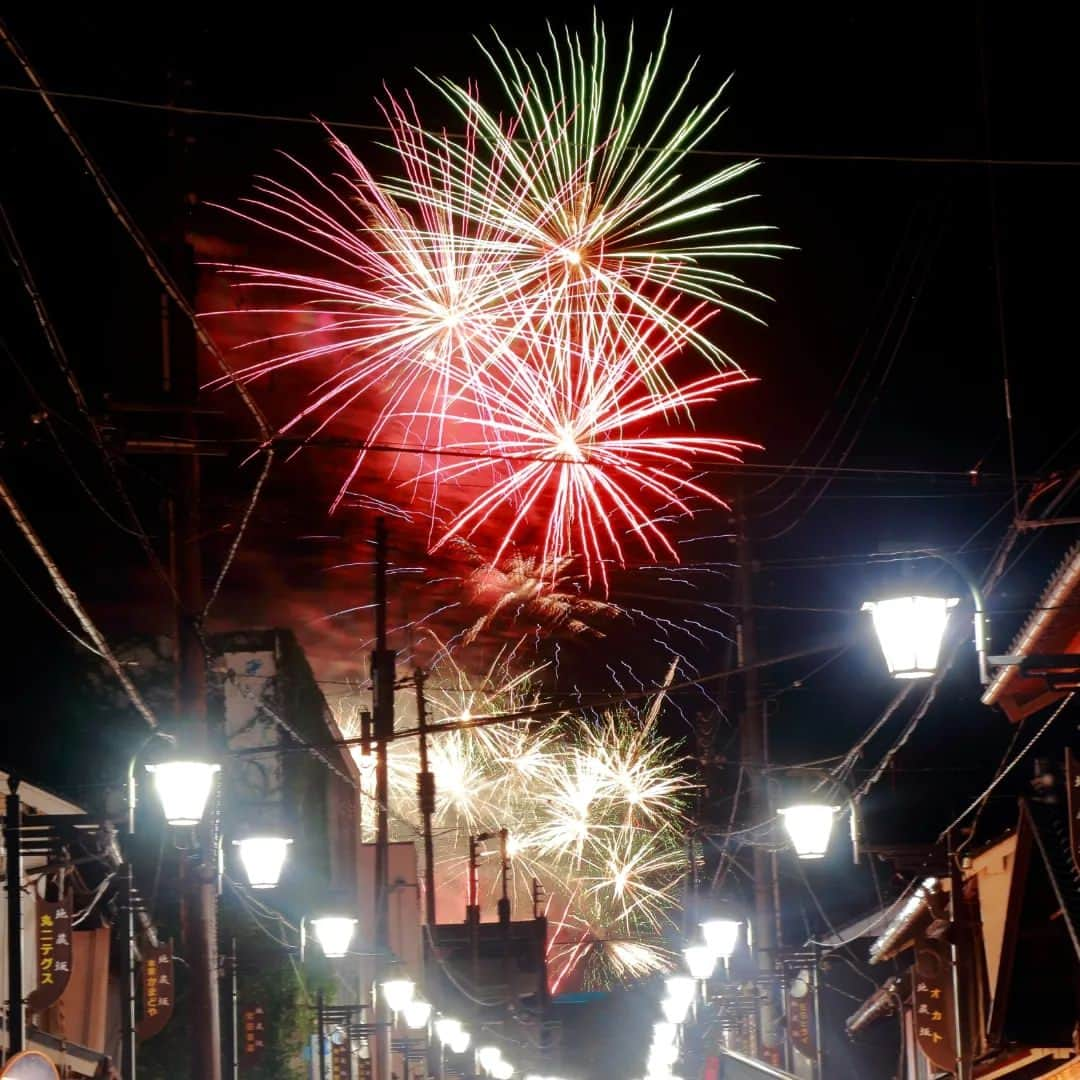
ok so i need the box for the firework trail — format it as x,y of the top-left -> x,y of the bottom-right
337,649 -> 694,989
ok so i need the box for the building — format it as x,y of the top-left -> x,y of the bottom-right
845,543 -> 1080,1078
0,771 -> 120,1078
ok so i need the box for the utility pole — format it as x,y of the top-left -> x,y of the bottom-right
735,499 -> 781,1065
371,518 -> 395,1080
415,669 -> 437,928
165,250 -> 224,1080
415,670 -> 442,1080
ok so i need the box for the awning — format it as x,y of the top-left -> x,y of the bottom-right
983,543 -> 1080,721
716,1048 -> 800,1079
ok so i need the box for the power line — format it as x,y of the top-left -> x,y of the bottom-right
0,470 -> 160,730
4,81 -> 1080,169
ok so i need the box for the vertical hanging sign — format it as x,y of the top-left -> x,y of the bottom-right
1065,750 -> 1080,875
27,891 -> 73,1012
241,1005 -> 266,1065
136,941 -> 175,1039
788,974 -> 817,1061
912,935 -> 957,1074
331,1032 -> 351,1079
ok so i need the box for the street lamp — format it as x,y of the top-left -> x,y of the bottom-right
490,1062 -> 515,1080
402,998 -> 432,1029
701,918 -> 740,961
234,835 -> 292,889
652,1021 -> 678,1050
381,976 -> 416,1014
145,760 -> 219,826
862,595 -> 958,680
477,1046 -> 504,1072
779,804 -> 836,859
683,944 -> 716,981
310,916 -> 357,959
660,995 -> 691,1025
664,975 -> 696,1010
434,1017 -> 462,1044
448,1028 -> 471,1055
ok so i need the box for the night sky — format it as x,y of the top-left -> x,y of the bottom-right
2,5 -> 1079,1077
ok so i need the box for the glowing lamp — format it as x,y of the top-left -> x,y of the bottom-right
146,760 -> 219,826
779,804 -> 836,859
234,836 -> 291,889
650,1041 -> 679,1067
491,1062 -> 514,1080
683,944 -> 716,981
434,1017 -> 462,1044
862,596 -> 958,679
664,976 -> 696,1010
381,977 -> 415,1014
660,995 -> 690,1024
402,998 -> 432,1029
448,1029 -> 471,1055
477,1046 -> 503,1072
311,916 -> 356,959
652,1021 -> 678,1049
701,918 -> 740,961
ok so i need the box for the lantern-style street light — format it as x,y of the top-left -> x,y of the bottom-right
310,916 -> 357,959
477,1046 -> 504,1072
448,1028 -> 471,1055
234,835 -> 292,889
660,994 -> 691,1025
683,944 -> 717,981
862,595 -> 958,680
701,917 -> 740,961
402,998 -> 432,1030
146,760 -> 219,827
382,976 -> 416,1014
434,1017 -> 462,1044
778,804 -> 836,860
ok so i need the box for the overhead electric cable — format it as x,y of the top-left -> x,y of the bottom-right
4,82 -> 1080,168
0,472 -> 160,730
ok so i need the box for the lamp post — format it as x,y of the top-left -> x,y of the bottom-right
862,548 -> 994,685
778,804 -> 837,861
145,760 -> 220,828
234,835 -> 292,889
311,916 -> 358,960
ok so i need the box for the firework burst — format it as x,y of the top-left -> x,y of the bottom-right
211,15 -> 776,574
337,652 -> 694,989
418,13 -> 784,374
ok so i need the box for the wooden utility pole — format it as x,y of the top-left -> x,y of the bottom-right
371,518 -> 394,1080
736,500 -> 781,1064
167,270 -> 224,1080
415,669 -> 438,929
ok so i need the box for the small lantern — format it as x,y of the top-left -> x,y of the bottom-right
448,1029 -> 471,1055
683,944 -> 716,981
310,916 -> 357,959
403,998 -> 432,1030
701,918 -> 740,961
434,1017 -> 462,1044
477,1046 -> 504,1072
660,994 -> 691,1024
235,836 -> 291,889
779,804 -> 836,859
664,976 -> 696,1010
652,1021 -> 678,1050
382,977 -> 416,1014
862,596 -> 958,679
146,760 -> 219,827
